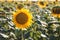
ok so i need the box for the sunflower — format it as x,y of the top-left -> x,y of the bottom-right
37,1 -> 48,8
51,6 -> 60,18
13,8 -> 33,30
49,1 -> 58,5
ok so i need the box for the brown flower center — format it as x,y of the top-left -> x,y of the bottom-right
39,2 -> 44,5
16,12 -> 28,24
52,6 -> 60,14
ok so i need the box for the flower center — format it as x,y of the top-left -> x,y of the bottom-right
16,12 -> 28,24
39,2 -> 44,5
52,6 -> 60,14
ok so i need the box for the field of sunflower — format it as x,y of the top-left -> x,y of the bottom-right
0,1 -> 60,40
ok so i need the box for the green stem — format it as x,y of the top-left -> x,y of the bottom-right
22,30 -> 24,40
58,18 -> 60,21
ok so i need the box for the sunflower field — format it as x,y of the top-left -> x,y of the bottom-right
0,0 -> 60,40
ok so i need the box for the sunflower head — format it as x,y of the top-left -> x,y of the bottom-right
51,6 -> 60,18
13,8 -> 33,30
38,1 -> 48,8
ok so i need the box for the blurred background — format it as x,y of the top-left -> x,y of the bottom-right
0,0 -> 60,40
